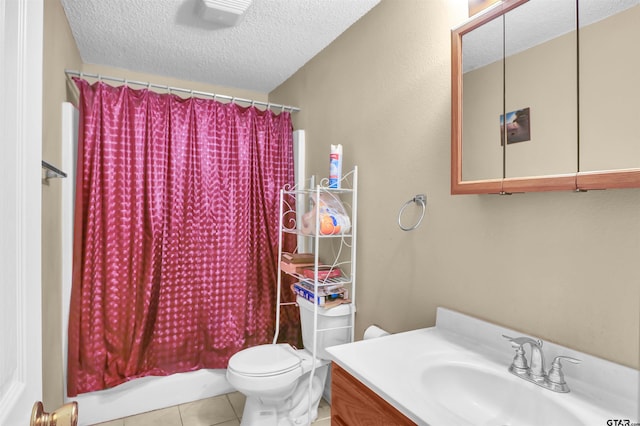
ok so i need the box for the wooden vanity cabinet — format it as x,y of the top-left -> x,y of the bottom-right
331,362 -> 416,426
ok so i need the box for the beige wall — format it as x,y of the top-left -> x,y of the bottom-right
271,0 -> 640,369
41,0 -> 269,410
42,0 -> 82,412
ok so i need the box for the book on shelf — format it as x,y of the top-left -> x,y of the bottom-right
296,280 -> 348,296
301,265 -> 342,280
281,252 -> 316,264
280,260 -> 316,275
292,283 -> 349,307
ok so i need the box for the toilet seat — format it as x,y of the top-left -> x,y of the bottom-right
228,344 -> 301,377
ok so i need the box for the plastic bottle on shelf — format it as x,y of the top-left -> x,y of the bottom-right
329,144 -> 342,189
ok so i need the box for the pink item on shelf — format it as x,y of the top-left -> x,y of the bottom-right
302,266 -> 342,280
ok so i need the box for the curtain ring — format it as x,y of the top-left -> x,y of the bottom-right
398,194 -> 426,231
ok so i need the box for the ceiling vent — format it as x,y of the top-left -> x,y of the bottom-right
199,0 -> 253,27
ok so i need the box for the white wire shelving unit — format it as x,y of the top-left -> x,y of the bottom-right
272,166 -> 358,425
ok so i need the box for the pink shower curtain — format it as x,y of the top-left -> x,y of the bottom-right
67,79 -> 299,396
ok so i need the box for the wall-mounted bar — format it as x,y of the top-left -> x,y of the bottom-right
42,160 -> 67,180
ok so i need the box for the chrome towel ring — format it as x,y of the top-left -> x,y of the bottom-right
398,194 -> 427,231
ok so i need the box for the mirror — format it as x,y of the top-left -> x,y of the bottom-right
578,0 -> 640,173
451,1 -> 515,194
504,0 -> 577,179
461,15 -> 503,183
452,0 -> 640,194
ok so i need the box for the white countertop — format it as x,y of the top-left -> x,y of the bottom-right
327,307 -> 639,426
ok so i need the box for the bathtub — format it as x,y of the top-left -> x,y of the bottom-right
61,103 -> 235,425
66,369 -> 234,425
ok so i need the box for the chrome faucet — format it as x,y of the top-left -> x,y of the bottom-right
502,335 -> 581,393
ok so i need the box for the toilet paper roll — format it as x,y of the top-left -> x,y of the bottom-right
363,325 -> 390,340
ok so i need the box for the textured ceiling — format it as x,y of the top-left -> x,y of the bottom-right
61,0 -> 381,93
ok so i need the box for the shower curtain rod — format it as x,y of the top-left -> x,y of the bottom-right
65,69 -> 300,113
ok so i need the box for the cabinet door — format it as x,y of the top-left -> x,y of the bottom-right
331,363 -> 416,426
504,0 -> 577,179
461,15 -> 504,182
579,2 -> 640,173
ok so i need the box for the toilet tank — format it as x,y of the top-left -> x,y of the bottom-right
297,296 -> 355,360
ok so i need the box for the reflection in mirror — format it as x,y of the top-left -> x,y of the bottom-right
462,16 -> 504,182
579,0 -> 640,172
504,0 -> 577,179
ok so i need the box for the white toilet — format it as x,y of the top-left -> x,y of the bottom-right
226,296 -> 353,426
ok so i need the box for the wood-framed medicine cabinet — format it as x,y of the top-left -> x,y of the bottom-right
451,0 -> 640,195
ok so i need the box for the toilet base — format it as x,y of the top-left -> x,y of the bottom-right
239,364 -> 328,426
240,397 -> 279,426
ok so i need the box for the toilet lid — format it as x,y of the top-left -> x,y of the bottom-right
228,344 -> 301,377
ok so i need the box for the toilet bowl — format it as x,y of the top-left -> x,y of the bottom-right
227,343 -> 308,400
226,296 -> 353,426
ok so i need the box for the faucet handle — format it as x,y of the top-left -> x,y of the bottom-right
554,355 -> 581,365
547,355 -> 581,392
502,335 -> 530,374
502,334 -> 542,349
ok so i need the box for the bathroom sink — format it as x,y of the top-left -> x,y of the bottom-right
327,308 -> 639,425
417,361 -> 584,425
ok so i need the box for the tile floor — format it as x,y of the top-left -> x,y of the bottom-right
93,391 -> 331,426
